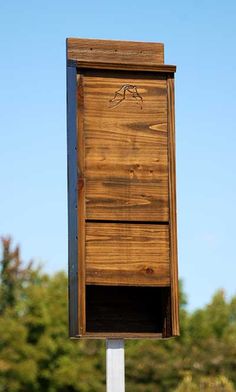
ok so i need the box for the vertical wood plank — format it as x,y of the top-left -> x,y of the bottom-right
67,66 -> 78,337
106,339 -> 125,392
77,73 -> 86,335
167,76 -> 180,336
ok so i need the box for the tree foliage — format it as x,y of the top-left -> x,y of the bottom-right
0,237 -> 236,391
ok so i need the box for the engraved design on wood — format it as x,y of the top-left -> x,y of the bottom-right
109,84 -> 143,109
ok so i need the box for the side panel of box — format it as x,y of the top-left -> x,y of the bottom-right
77,73 -> 86,336
67,66 -> 78,337
167,76 -> 180,336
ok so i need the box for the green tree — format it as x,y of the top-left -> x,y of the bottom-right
0,237 -> 31,313
0,238 -> 38,391
0,238 -> 105,392
175,373 -> 235,392
1,237 -> 236,391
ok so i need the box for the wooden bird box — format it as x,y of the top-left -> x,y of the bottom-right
67,38 -> 179,339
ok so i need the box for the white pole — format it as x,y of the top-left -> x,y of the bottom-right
106,339 -> 125,392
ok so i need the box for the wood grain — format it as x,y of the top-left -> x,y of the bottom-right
67,38 -> 164,65
86,222 -> 170,286
167,76 -> 180,336
86,179 -> 168,221
67,59 -> 176,73
83,74 -> 169,221
67,38 -> 179,339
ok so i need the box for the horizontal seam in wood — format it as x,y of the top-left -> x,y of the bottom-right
85,219 -> 169,225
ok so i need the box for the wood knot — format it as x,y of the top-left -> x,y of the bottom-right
78,178 -> 84,191
129,169 -> 134,178
145,267 -> 154,274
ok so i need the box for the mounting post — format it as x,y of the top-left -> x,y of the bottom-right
106,339 -> 125,392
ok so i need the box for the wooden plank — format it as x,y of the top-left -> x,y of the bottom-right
86,179 -> 168,221
67,59 -> 176,73
78,332 -> 163,339
167,76 -> 180,336
67,38 -> 164,65
86,223 -> 170,286
83,74 -> 169,221
67,66 -> 78,337
77,73 -> 86,335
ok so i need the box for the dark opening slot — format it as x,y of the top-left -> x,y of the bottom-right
86,285 -> 171,335
85,219 -> 169,225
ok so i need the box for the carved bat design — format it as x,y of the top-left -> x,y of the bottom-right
109,84 -> 143,109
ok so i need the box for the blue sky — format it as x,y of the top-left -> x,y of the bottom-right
0,0 -> 235,310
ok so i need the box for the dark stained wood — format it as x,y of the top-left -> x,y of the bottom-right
167,76 -> 180,336
76,332 -> 163,339
86,222 -> 170,286
67,59 -> 176,74
67,38 -> 164,65
67,66 -> 78,337
162,288 -> 172,338
67,38 -> 179,339
83,73 -> 169,221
